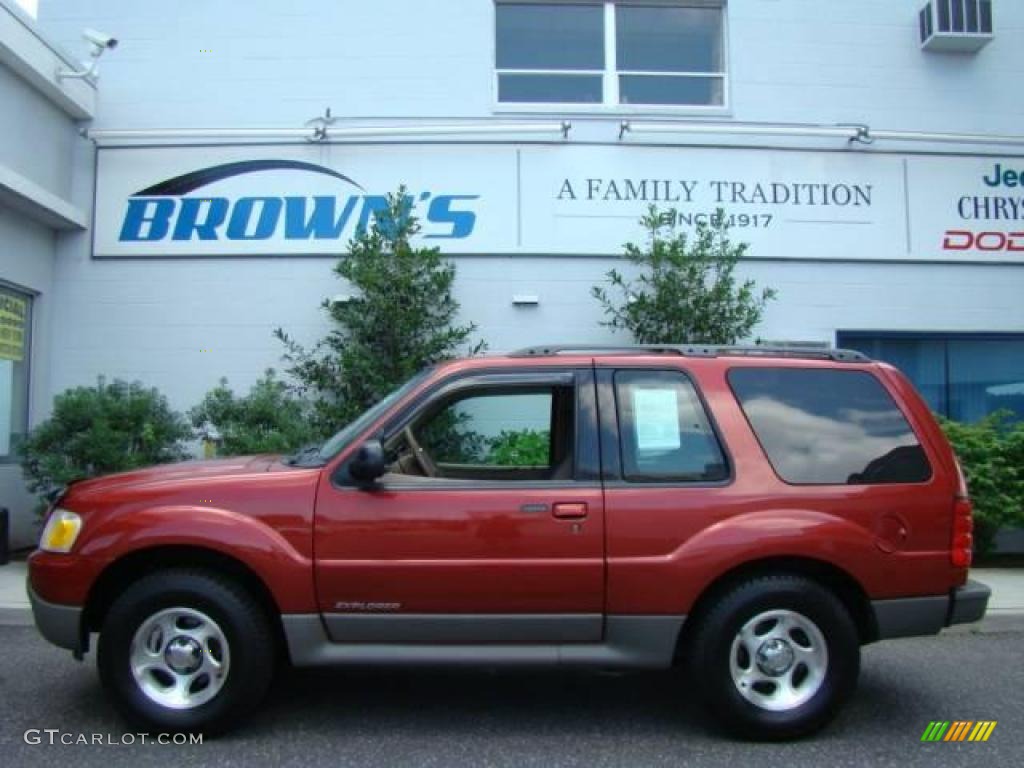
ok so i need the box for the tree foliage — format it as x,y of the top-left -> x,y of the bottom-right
487,429 -> 551,466
19,378 -> 190,510
939,411 -> 1024,555
275,188 -> 483,437
592,207 -> 777,344
189,369 -> 317,456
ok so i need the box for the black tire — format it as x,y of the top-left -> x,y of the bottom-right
98,569 -> 275,735
688,574 -> 860,741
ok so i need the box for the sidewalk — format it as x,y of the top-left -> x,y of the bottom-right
1,561 -> 1022,629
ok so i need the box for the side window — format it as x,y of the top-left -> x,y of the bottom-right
728,367 -> 932,485
392,385 -> 575,481
614,370 -> 727,483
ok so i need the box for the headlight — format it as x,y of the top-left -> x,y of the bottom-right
39,508 -> 82,553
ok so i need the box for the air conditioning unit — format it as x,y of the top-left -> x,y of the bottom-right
919,0 -> 993,52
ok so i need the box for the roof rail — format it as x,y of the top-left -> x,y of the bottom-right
507,344 -> 870,363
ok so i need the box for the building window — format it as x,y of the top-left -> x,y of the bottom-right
0,285 -> 31,462
836,333 -> 1024,423
495,1 -> 727,108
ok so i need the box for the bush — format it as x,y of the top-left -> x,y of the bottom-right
275,187 -> 483,437
189,369 -> 317,457
939,411 -> 1024,554
487,429 -> 550,466
592,206 -> 776,344
19,378 -> 190,511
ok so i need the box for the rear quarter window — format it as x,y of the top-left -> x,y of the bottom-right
727,367 -> 931,485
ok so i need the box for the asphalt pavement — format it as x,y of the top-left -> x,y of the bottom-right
0,623 -> 1020,768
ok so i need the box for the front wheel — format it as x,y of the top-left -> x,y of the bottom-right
689,575 -> 860,740
98,569 -> 275,735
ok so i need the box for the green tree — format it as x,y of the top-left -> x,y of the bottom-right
592,206 -> 777,344
189,369 -> 317,456
275,187 -> 483,437
939,411 -> 1024,555
19,378 -> 190,511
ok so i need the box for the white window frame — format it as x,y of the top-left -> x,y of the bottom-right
492,0 -> 731,116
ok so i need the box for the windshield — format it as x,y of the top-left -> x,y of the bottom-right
302,368 -> 434,464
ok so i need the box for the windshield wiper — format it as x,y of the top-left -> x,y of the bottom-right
284,444 -> 323,466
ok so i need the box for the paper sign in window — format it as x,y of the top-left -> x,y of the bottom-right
632,388 -> 680,451
0,294 -> 26,362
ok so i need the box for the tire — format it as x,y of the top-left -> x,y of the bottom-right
688,574 -> 860,741
98,569 -> 275,735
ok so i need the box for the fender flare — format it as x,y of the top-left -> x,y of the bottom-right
655,508 -> 883,613
79,505 -> 316,613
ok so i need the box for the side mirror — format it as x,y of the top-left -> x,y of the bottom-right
349,439 -> 387,486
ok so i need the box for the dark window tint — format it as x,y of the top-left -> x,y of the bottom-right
728,368 -> 931,485
614,370 -> 727,482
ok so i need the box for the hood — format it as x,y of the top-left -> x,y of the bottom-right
64,455 -> 281,499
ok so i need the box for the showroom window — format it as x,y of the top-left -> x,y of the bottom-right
0,285 -> 31,462
836,332 -> 1024,423
494,1 -> 727,108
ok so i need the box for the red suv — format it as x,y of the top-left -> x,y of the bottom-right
28,345 -> 989,739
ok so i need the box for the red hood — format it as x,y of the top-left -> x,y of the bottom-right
65,455 -> 281,498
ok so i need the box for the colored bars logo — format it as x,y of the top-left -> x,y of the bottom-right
921,721 -> 997,742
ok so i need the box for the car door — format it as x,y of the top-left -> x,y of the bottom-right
597,365 -> 736,615
313,367 -> 605,644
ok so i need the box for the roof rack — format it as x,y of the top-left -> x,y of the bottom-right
507,344 -> 870,363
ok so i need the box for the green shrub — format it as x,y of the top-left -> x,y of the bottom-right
487,429 -> 551,466
592,205 -> 776,344
189,369 -> 317,457
19,378 -> 190,511
939,411 -> 1024,554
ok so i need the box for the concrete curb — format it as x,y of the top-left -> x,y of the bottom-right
0,606 -> 32,627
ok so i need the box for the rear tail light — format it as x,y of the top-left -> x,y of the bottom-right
951,497 -> 974,568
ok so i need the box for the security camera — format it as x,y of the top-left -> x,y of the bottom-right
82,28 -> 118,54
57,27 -> 118,82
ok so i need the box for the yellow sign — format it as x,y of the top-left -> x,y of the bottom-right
0,294 -> 27,362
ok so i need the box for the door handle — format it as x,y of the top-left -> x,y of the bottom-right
552,502 -> 588,520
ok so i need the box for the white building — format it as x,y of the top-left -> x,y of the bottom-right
2,0 -> 1023,548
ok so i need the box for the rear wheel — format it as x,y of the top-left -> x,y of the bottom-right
689,575 -> 860,740
98,569 -> 275,734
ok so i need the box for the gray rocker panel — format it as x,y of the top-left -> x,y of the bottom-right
283,614 -> 685,669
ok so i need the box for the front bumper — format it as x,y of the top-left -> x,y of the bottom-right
872,579 -> 991,640
28,585 -> 85,654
